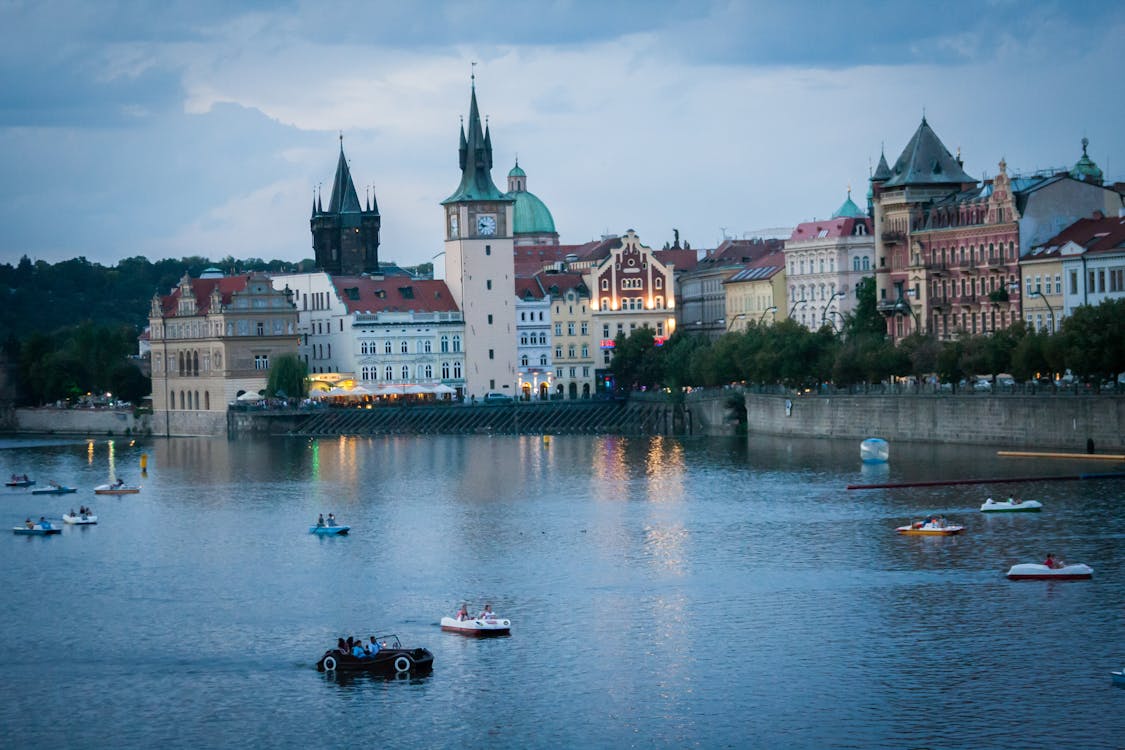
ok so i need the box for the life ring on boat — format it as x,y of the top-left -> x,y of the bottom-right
393,655 -> 412,673
322,655 -> 337,671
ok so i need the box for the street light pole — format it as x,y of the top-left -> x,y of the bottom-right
758,305 -> 778,325
1029,289 -> 1054,332
820,291 -> 846,328
788,297 -> 808,319
726,313 -> 746,332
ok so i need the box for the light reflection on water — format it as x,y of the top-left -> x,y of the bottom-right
0,433 -> 1122,749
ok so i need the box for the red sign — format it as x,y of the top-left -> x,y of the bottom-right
600,339 -> 616,349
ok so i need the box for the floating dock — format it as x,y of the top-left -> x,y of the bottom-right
997,450 -> 1125,461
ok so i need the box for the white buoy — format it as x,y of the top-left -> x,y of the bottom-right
860,438 -> 889,464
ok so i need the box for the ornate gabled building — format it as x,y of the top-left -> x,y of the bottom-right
872,122 -> 1122,342
311,139 -> 381,275
441,81 -> 518,399
149,272 -> 298,436
872,117 -> 977,340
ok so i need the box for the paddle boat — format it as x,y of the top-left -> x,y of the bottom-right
981,497 -> 1042,513
1112,668 -> 1125,687
1006,562 -> 1093,580
5,476 -> 34,488
310,524 -> 349,535
13,520 -> 60,536
94,483 -> 140,495
32,483 -> 78,496
63,511 -> 97,525
896,516 -> 964,536
316,634 -> 434,676
441,614 -> 511,637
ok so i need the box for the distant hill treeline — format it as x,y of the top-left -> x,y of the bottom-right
0,254 -> 317,343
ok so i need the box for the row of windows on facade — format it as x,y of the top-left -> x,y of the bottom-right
1025,268 -> 1125,297
599,296 -> 666,310
927,241 -> 1017,267
790,284 -> 839,303
169,390 -> 211,410
155,351 -> 268,374
790,256 -> 876,276
928,310 -> 1018,337
359,362 -> 462,381
601,321 -> 663,338
600,276 -> 664,291
930,275 -> 1019,300
161,319 -> 294,338
356,336 -> 464,355
554,366 -> 591,379
553,322 -> 589,337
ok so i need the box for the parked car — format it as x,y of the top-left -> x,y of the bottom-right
482,392 -> 513,404
973,378 -> 992,392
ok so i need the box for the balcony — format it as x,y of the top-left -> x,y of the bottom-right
986,255 -> 1008,270
931,295 -> 950,311
881,230 -> 905,244
957,294 -> 977,307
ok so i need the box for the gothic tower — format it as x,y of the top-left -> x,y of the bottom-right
440,80 -> 517,399
311,139 -> 381,275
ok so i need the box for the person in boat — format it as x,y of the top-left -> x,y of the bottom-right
478,603 -> 495,619
69,508 -> 77,518
316,513 -> 325,528
456,604 -> 470,621
112,478 -> 125,488
38,516 -> 50,530
367,636 -> 381,656
337,637 -> 348,654
1006,495 -> 1015,504
24,518 -> 33,529
351,640 -> 367,658
327,513 -> 337,527
1044,553 -> 1059,569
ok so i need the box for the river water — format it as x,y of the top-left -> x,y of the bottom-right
0,434 -> 1121,749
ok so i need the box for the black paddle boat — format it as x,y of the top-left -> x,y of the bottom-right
316,634 -> 434,677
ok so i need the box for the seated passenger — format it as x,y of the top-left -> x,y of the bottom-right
113,478 -> 125,488
367,636 -> 381,656
478,603 -> 495,619
38,516 -> 50,529
351,642 -> 367,658
1044,553 -> 1059,569
327,513 -> 337,527
24,518 -> 33,529
316,514 -> 326,527
456,604 -> 470,621
337,637 -> 348,654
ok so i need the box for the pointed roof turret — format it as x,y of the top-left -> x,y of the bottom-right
831,188 -> 866,219
1070,137 -> 1104,184
327,140 -> 363,214
871,149 -> 892,182
442,82 -> 510,204
883,118 -> 975,188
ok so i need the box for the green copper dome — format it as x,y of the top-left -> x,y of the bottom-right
831,190 -> 866,219
509,163 -> 526,178
511,190 -> 556,234
1070,137 -> 1103,183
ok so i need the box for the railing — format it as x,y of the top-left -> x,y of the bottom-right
881,230 -> 905,243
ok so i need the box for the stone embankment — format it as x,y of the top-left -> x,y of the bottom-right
7,407 -> 151,436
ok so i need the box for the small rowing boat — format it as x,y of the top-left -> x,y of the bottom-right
1006,563 -> 1093,581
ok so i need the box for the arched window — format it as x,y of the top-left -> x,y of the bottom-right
453,362 -> 462,378
384,341 -> 392,354
400,340 -> 408,354
401,365 -> 409,379
540,355 -> 547,366
204,392 -> 210,410
440,335 -> 449,353
169,391 -> 175,409
194,391 -> 200,410
853,257 -> 860,271
385,365 -> 393,380
521,355 -> 529,366
193,351 -> 199,375
441,361 -> 450,378
424,340 -> 432,353
862,256 -> 870,270
424,364 -> 433,378
452,335 -> 462,352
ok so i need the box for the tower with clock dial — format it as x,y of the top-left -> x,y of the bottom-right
440,79 -> 517,399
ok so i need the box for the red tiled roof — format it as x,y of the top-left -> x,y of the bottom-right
653,249 -> 699,271
330,275 -> 459,314
514,276 -> 546,299
788,217 -> 873,242
1031,214 -> 1125,257
531,271 -> 589,297
159,274 -> 252,316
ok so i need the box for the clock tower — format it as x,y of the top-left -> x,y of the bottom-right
441,81 -> 517,399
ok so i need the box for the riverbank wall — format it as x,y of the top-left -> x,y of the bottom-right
743,392 -> 1125,452
8,407 -> 152,437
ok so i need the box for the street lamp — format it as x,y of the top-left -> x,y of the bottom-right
1028,289 -> 1054,332
758,305 -> 778,325
788,297 -> 808,319
821,291 -> 846,328
726,313 -> 747,332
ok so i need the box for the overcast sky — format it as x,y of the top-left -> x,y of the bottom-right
2,0 -> 1123,270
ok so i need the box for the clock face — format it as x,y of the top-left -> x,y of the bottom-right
476,214 -> 497,236
449,214 -> 458,238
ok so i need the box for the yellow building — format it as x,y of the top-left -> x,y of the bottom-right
723,249 -> 788,332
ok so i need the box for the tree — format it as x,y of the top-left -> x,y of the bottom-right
266,354 -> 308,399
1059,299 -> 1125,383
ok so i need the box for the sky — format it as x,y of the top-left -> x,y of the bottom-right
2,0 -> 1123,271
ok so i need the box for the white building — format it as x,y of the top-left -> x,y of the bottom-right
515,277 -> 553,400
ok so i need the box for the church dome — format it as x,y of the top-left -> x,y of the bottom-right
512,190 -> 556,234
506,159 -> 556,235
831,189 -> 866,219
1070,137 -> 1103,184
